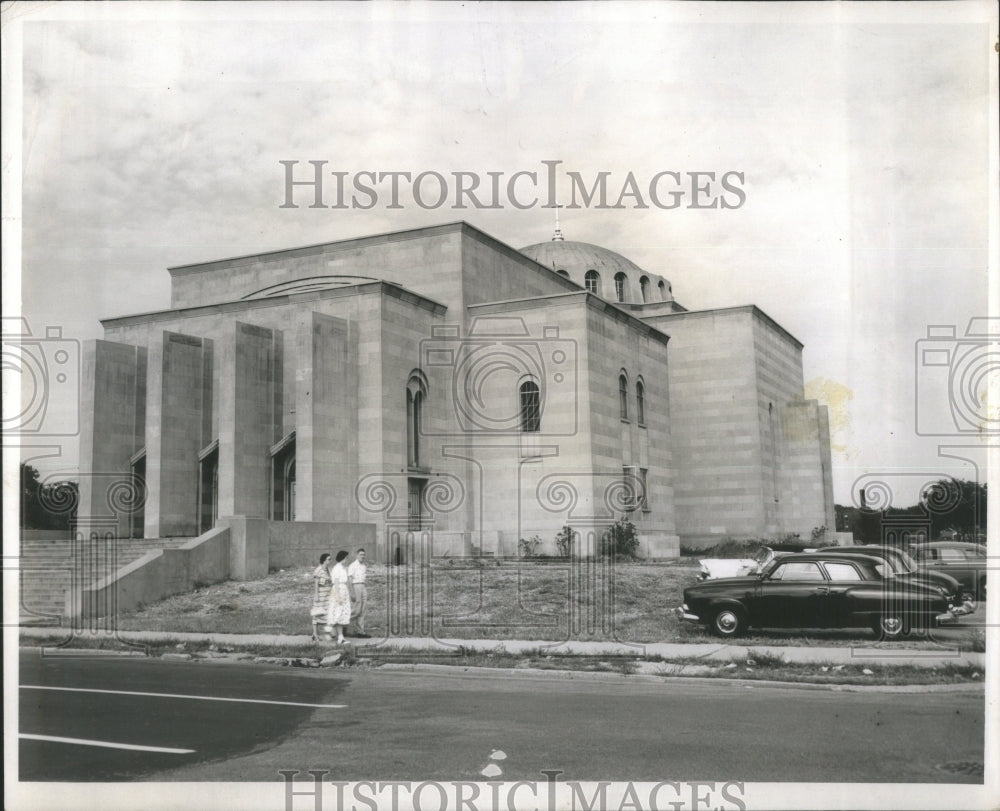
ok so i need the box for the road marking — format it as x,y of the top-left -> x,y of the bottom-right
19,733 -> 194,754
20,685 -> 346,709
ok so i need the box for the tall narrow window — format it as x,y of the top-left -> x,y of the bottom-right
623,465 -> 639,511
406,371 -> 428,469
619,373 -> 629,420
636,379 -> 646,426
640,276 -> 650,303
585,270 -> 601,295
519,380 -> 541,433
658,280 -> 667,301
614,272 -> 627,302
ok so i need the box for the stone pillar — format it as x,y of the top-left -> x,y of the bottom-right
296,313 -> 357,522
144,332 -> 212,537
777,399 -> 837,537
78,340 -> 146,538
218,322 -> 280,519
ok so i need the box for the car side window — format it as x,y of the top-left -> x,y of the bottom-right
939,548 -> 963,561
769,562 -> 824,581
965,549 -> 985,560
823,562 -> 862,581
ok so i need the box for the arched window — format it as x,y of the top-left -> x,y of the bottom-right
658,280 -> 667,301
636,379 -> 646,425
406,371 -> 428,468
618,373 -> 629,420
585,270 -> 601,295
614,272 -> 628,303
519,380 -> 540,433
639,276 -> 650,303
556,269 -> 570,279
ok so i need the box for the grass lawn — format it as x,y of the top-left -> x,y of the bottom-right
113,559 -> 984,652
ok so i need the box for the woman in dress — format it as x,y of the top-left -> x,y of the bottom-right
311,553 -> 333,641
327,550 -> 353,644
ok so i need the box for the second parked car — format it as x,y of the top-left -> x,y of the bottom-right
909,542 -> 988,601
817,545 -> 973,615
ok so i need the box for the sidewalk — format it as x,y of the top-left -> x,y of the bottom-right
16,627 -> 986,669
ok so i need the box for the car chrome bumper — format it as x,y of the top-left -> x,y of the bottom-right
673,605 -> 700,624
935,611 -> 961,626
950,600 -> 976,617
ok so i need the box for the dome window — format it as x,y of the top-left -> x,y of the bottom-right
639,276 -> 650,303
614,272 -> 628,303
658,280 -> 667,301
556,269 -> 570,279
585,270 -> 601,295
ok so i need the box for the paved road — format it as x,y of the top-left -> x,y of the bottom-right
18,650 -> 349,781
19,651 -> 984,784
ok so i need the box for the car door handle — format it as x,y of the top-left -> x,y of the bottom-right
813,586 -> 829,594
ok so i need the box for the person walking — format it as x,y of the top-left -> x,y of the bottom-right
311,553 -> 333,642
327,550 -> 352,645
347,548 -> 369,638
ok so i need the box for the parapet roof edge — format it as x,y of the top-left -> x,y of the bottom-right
650,304 -> 803,349
468,290 -> 671,347
166,220 -> 547,277
100,280 -> 447,328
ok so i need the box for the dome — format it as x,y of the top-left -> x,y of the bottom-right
520,240 -> 646,277
519,239 -> 674,306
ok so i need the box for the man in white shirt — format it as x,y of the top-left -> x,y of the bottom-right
347,548 -> 369,638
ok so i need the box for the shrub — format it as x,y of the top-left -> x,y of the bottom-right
518,535 -> 542,558
555,525 -> 574,557
602,516 -> 639,558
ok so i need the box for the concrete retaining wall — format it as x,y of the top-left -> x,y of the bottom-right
21,530 -> 72,541
220,516 -> 377,578
68,526 -> 231,619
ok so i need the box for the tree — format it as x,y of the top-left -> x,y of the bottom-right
921,478 -> 986,540
840,478 -> 986,544
20,463 -> 77,531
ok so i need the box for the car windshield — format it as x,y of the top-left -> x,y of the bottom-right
895,549 -> 920,573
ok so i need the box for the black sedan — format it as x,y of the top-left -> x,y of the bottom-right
674,552 -> 963,638
816,545 -> 974,615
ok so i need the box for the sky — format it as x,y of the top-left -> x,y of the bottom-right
4,1 -> 997,508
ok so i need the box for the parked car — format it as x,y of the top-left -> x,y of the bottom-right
674,552 -> 963,638
816,545 -> 973,615
908,541 -> 988,601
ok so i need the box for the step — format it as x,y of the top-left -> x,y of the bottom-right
16,535 -> 204,622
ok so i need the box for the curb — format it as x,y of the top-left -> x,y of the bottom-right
16,627 -> 986,670
374,662 -> 987,693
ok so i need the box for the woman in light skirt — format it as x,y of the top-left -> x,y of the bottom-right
326,550 -> 352,644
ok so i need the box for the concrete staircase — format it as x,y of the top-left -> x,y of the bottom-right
18,536 -> 195,625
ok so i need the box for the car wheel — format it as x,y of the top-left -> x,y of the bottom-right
873,614 -> 906,638
711,607 -> 746,637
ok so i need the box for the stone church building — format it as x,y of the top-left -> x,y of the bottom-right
78,221 -> 835,565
